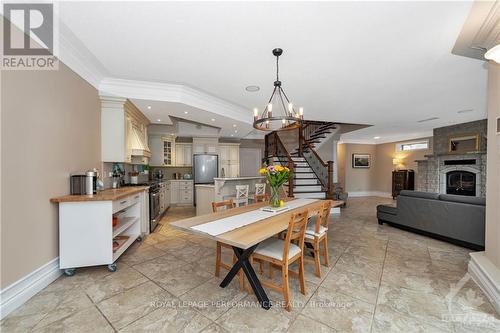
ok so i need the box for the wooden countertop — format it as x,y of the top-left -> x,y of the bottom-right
50,186 -> 149,203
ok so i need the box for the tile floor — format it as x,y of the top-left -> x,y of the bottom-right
2,197 -> 499,332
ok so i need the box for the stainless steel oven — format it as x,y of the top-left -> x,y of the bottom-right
149,184 -> 161,232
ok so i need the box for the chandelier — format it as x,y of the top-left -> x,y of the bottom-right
253,48 -> 303,131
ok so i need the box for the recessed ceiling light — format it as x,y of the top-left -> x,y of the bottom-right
184,111 -> 188,114
233,124 -> 237,127
211,118 -> 215,122
147,106 -> 152,109
157,119 -> 161,122
245,85 -> 260,92
417,117 -> 439,123
457,109 -> 473,114
231,134 -> 234,137
373,136 -> 380,139
235,130 -> 238,133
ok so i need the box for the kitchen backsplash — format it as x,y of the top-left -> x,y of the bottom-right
101,163 -> 193,188
150,166 -> 193,180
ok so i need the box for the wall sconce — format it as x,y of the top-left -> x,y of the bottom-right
393,158 -> 403,170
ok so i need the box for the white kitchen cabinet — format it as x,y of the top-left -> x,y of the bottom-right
192,137 -> 218,155
159,181 -> 169,214
175,143 -> 192,167
162,137 -> 175,166
101,96 -> 151,163
169,180 -> 193,206
219,143 -> 240,178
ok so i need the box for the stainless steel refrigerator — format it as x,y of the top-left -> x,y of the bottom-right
193,154 -> 218,184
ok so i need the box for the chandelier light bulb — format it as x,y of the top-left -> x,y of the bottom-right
288,103 -> 293,114
253,108 -> 259,118
299,107 -> 304,116
485,44 -> 500,63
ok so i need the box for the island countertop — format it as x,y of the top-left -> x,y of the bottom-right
50,186 -> 149,203
213,176 -> 265,181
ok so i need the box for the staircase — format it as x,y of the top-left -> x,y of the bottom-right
264,121 -> 336,200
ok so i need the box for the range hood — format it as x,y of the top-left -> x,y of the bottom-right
129,123 -> 151,158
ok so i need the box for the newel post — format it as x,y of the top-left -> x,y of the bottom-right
327,161 -> 334,199
298,126 -> 303,157
288,160 -> 294,198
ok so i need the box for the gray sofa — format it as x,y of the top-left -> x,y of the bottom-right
377,190 -> 485,250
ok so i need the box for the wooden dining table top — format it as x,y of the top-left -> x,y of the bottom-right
170,199 -> 344,249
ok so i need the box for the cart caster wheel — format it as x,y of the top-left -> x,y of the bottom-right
64,268 -> 75,276
136,236 -> 142,242
107,264 -> 117,272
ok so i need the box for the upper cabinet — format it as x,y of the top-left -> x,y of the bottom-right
101,96 -> 151,164
192,137 -> 218,154
219,143 -> 240,178
175,143 -> 193,167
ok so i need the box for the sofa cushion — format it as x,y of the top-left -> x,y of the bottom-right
377,204 -> 397,215
399,190 -> 440,200
439,194 -> 486,206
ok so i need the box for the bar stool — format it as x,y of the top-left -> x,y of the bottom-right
233,185 -> 249,207
255,183 -> 266,196
212,200 -> 245,291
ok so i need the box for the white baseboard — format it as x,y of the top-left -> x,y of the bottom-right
0,257 -> 61,319
468,252 -> 500,315
349,191 -> 392,198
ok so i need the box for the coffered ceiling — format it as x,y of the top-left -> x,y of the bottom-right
53,1 -> 487,143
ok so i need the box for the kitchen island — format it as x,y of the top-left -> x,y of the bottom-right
195,176 -> 265,215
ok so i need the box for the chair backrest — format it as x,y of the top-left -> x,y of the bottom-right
254,194 -> 270,202
212,199 -> 235,213
255,183 -> 266,195
235,185 -> 249,199
313,200 -> 333,234
282,209 -> 309,262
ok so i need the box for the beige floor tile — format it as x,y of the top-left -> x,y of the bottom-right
97,281 -> 172,330
32,306 -> 113,333
343,244 -> 386,263
148,262 -> 213,297
322,267 -> 380,304
83,265 -> 148,303
179,277 -> 247,321
215,295 -> 293,333
119,306 -> 212,333
200,323 -> 230,333
118,242 -> 166,266
132,252 -> 191,280
301,287 -> 375,333
287,314 -> 334,333
164,242 -> 214,264
377,284 -> 454,331
334,252 -> 383,280
373,305 -> 451,333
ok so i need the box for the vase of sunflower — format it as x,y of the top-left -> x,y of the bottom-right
259,164 -> 291,207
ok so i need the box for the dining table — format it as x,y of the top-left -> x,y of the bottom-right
170,198 -> 345,309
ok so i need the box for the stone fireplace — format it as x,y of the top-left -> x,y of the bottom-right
416,120 -> 487,197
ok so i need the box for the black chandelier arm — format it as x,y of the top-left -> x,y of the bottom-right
277,88 -> 289,118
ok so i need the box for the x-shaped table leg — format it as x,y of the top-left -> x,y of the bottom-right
219,244 -> 271,309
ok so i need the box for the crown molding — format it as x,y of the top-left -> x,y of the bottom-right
98,78 -> 253,124
57,20 -> 107,89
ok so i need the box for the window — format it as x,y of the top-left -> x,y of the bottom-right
397,140 -> 429,152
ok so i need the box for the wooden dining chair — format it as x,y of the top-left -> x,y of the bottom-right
254,193 -> 270,202
212,199 -> 245,291
250,209 -> 309,311
304,200 -> 333,278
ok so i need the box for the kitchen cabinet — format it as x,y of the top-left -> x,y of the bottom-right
192,137 -> 218,154
169,180 -> 193,206
162,137 -> 175,166
159,181 -> 170,214
101,96 -> 151,163
219,143 -> 240,178
175,143 -> 193,167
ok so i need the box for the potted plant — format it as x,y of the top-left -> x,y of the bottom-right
259,165 -> 291,207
